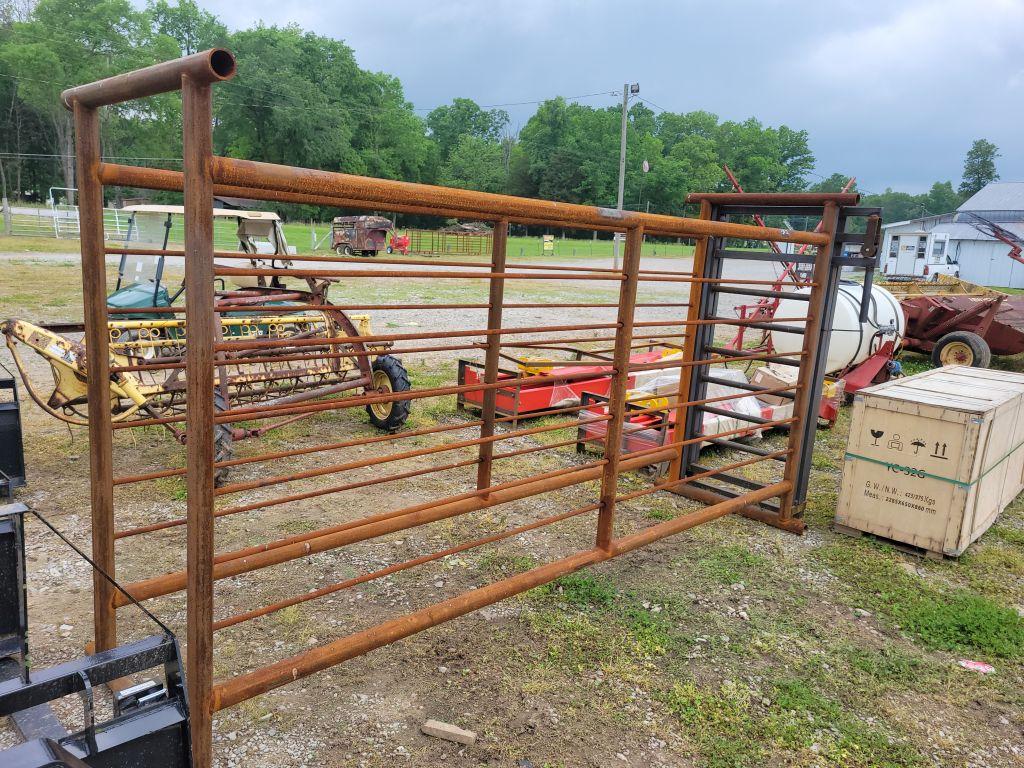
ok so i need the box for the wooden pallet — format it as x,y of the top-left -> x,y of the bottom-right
833,523 -> 949,560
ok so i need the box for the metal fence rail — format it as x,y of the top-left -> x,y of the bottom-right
56,48 -> 878,768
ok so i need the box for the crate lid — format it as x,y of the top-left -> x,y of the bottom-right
858,366 -> 1024,413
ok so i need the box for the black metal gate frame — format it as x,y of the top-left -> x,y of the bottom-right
675,200 -> 882,527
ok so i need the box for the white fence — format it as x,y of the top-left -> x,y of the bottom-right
2,199 -> 243,249
2,199 -> 132,241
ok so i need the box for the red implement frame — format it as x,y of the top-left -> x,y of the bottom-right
61,50 -> 858,768
722,164 -> 856,353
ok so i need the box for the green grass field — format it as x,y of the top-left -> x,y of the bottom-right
0,227 -> 696,261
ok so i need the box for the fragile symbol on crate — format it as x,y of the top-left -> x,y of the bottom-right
870,429 -> 884,446
931,441 -> 948,459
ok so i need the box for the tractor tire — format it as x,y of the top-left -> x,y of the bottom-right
366,355 -> 411,431
386,246 -> 394,254
931,331 -> 992,369
213,389 -> 234,487
336,245 -> 354,256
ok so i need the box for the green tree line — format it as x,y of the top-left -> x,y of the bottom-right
0,0 -> 1002,225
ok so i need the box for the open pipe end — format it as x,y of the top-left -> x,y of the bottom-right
208,48 -> 237,81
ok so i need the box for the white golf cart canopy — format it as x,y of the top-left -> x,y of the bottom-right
120,204 -> 282,221
119,204 -> 295,284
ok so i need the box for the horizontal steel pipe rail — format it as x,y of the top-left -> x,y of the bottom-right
113,411 -> 797,607
209,156 -> 831,245
212,450 -> 788,633
61,49 -> 236,109
209,479 -> 787,711
114,449 -> 672,606
684,191 -> 860,206
97,161 -> 829,246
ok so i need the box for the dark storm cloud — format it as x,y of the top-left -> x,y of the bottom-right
191,0 -> 1023,193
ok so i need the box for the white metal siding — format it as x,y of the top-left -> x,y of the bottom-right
953,240 -> 1021,288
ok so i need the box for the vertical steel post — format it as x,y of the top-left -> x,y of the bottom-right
668,200 -> 712,482
476,219 -> 509,492
596,225 -> 643,550
182,74 -> 216,768
613,83 -> 629,271
779,202 -> 840,522
73,102 -> 117,654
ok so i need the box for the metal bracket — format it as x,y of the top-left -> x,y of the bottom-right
0,503 -> 193,768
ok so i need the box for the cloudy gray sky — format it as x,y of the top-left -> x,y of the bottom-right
194,0 -> 1022,195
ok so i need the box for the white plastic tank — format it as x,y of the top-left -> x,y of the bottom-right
771,282 -> 904,374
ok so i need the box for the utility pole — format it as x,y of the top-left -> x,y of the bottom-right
613,83 -> 638,270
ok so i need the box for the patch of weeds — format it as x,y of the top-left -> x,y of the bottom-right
478,550 -> 538,576
989,522 -> 1024,547
154,476 -> 187,501
899,590 -> 1024,657
642,497 -> 677,521
658,680 -> 762,768
237,698 -> 273,724
623,605 -> 675,657
811,451 -> 837,470
276,518 -> 320,535
693,545 -> 767,585
816,542 -> 1024,658
960,542 -> 1024,597
538,572 -> 617,607
526,609 -> 618,670
768,678 -> 923,766
898,354 -> 933,377
273,605 -> 303,630
526,415 -> 580,447
658,676 -> 924,768
844,644 -> 930,687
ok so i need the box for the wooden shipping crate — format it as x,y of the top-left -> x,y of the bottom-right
836,366 -> 1024,556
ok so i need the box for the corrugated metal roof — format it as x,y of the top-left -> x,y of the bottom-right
959,182 -> 1024,212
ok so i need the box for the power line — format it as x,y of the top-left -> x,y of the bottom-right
637,96 -> 669,113
0,151 -> 181,161
415,90 -> 618,112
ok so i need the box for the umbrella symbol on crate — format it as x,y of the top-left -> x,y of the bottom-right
911,439 -> 926,455
870,429 -> 884,446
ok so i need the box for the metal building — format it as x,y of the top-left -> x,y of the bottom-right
880,182 -> 1024,287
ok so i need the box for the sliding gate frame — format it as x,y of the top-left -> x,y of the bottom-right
55,48 -> 876,768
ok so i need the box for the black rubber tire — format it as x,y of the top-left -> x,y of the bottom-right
362,250 -> 376,258
213,390 -> 234,487
334,244 -> 353,256
366,355 -> 411,431
386,246 -> 394,254
931,331 -> 992,369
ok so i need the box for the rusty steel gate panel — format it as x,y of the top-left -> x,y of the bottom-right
50,49 -> 880,768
